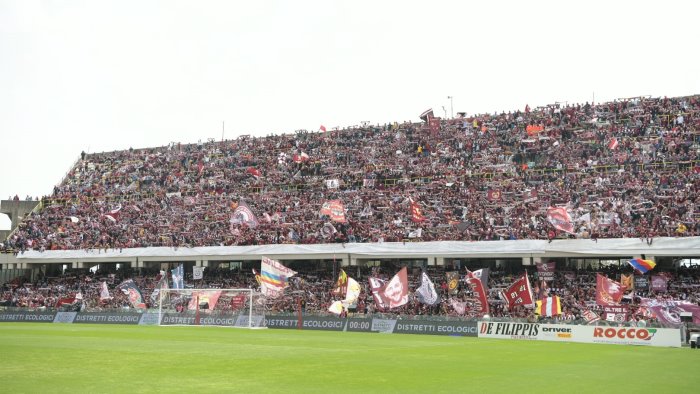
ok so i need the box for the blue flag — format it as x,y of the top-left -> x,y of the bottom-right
171,264 -> 184,289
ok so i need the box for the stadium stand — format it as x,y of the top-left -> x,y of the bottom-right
3,95 -> 698,252
2,263 -> 699,327
1,94 -> 698,327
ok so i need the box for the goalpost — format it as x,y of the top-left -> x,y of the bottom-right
157,288 -> 266,328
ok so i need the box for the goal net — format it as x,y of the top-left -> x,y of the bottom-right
157,288 -> 266,328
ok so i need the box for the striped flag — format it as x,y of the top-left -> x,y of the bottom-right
259,257 -> 297,298
608,137 -> 619,150
333,269 -> 348,294
535,296 -> 562,317
628,258 -> 656,274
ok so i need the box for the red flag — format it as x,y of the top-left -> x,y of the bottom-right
104,205 -> 122,222
293,152 -> 310,163
382,267 -> 409,309
231,294 -> 247,310
55,297 -> 76,308
246,167 -> 262,178
595,273 -> 627,306
466,270 -> 489,314
608,138 -> 619,150
410,199 -> 426,223
368,277 -> 389,312
320,125 -> 327,132
320,200 -> 346,223
429,117 -> 441,134
547,207 -> 574,234
188,290 -> 222,310
487,189 -> 501,202
501,273 -> 534,311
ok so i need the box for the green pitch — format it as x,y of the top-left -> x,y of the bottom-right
0,323 -> 697,393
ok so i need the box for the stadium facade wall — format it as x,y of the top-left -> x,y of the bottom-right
8,237 -> 700,270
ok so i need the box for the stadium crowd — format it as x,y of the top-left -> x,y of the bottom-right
1,95 -> 698,253
2,263 -> 699,327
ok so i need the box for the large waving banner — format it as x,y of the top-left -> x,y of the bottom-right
320,200 -> 347,223
382,267 -> 409,309
596,274 -> 626,306
547,207 -> 574,234
501,273 -> 534,310
641,298 -> 700,327
259,257 -> 297,298
116,280 -> 146,309
368,277 -> 389,311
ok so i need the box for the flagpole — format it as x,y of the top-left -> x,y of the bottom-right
525,269 -> 535,308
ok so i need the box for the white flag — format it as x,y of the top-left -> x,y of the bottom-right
416,272 -> 439,305
193,266 -> 205,280
99,281 -> 112,300
343,277 -> 361,308
328,300 -> 345,315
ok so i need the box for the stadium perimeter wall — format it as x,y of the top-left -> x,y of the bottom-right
0,310 -> 681,347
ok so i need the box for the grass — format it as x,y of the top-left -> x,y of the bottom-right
0,323 -> 698,393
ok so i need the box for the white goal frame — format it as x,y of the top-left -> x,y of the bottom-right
157,288 -> 265,329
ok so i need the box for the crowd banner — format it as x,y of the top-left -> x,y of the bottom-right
477,321 -> 681,348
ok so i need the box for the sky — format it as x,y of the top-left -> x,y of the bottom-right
1,0 -> 698,230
